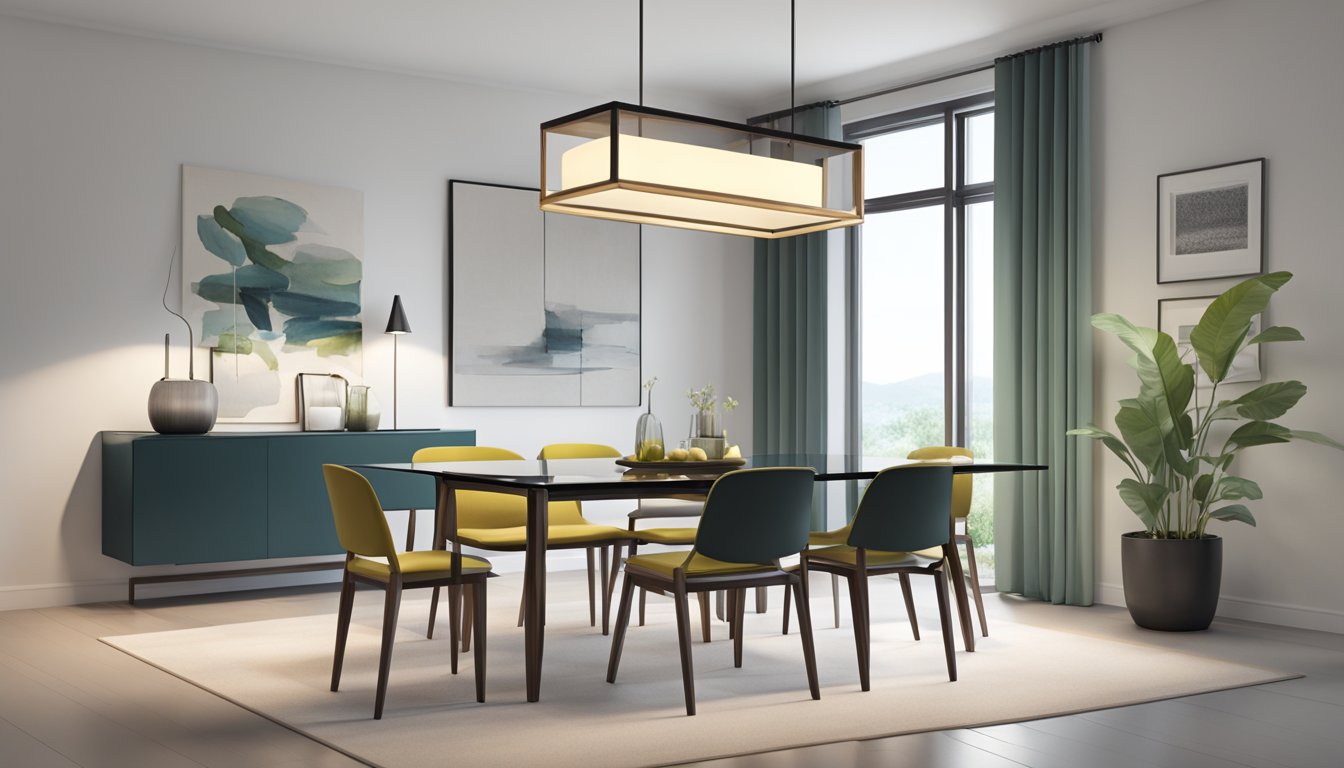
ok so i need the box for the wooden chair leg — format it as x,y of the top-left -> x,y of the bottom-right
427,586 -> 440,639
638,588 -> 647,626
754,585 -> 767,614
448,584 -> 461,674
586,547 -> 597,627
898,573 -> 920,641
732,587 -> 746,668
831,574 -> 841,628
698,591 -> 712,642
373,577 -> 403,720
461,583 -> 474,653
473,579 -> 488,702
331,568 -> 356,692
781,583 -> 792,635
405,508 -> 417,552
516,588 -> 526,628
606,574 -> 637,683
600,545 -> 612,635
791,574 -> 821,701
932,569 -> 958,682
848,572 -> 871,692
606,543 -> 622,626
726,589 -> 737,641
673,578 -> 697,716
964,535 -> 989,637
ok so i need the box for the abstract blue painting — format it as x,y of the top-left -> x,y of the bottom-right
450,181 -> 640,406
183,166 -> 364,422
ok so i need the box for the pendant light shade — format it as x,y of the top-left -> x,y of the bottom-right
541,102 -> 863,239
384,294 -> 410,335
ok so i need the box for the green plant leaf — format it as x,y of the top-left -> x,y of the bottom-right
1193,454 -> 1234,470
1091,314 -> 1194,444
1211,475 -> 1263,503
1188,272 -> 1291,383
1193,473 -> 1213,502
1226,421 -> 1293,451
1209,504 -> 1257,526
1067,425 -> 1142,477
1248,325 -> 1304,345
1288,430 -> 1344,451
1205,400 -> 1243,422
1115,401 -> 1166,473
1117,478 -> 1167,530
1231,381 -> 1307,421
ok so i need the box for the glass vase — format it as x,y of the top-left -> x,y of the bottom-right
346,385 -> 381,431
634,412 -> 665,461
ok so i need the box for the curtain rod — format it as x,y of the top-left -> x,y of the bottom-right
748,31 -> 1101,125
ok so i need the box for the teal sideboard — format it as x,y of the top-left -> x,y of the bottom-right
102,429 -> 474,567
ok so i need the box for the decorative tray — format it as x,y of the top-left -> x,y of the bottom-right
616,457 -> 747,472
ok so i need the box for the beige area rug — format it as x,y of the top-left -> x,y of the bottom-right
102,574 -> 1292,768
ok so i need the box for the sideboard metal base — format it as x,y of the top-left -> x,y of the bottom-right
128,559 -> 346,604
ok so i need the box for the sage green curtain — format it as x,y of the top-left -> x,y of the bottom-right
754,105 -> 838,530
992,42 -> 1095,605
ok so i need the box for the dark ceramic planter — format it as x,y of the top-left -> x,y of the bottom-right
1120,532 -> 1222,631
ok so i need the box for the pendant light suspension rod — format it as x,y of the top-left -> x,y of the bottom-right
639,0 -> 644,106
790,0 -> 796,134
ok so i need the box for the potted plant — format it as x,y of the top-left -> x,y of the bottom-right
1069,272 -> 1341,631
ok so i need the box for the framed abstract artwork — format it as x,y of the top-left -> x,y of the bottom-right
182,165 -> 363,422
1156,158 -> 1264,284
448,180 -> 641,406
1158,295 -> 1262,387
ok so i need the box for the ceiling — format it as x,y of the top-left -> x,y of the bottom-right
0,0 -> 1205,114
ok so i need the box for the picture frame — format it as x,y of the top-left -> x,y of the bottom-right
1158,296 -> 1261,387
1156,158 -> 1264,284
448,179 -> 642,406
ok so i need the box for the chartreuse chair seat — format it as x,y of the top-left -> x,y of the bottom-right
414,445 -> 632,644
323,465 -> 491,719
802,465 -> 959,691
607,467 -> 821,716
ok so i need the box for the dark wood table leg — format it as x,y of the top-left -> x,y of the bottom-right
943,541 -> 976,652
524,487 -> 549,702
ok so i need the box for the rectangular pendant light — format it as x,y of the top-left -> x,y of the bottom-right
541,102 -> 863,239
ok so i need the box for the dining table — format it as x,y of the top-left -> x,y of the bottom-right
352,453 -> 1047,702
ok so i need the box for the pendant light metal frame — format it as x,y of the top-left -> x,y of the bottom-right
539,3 -> 863,239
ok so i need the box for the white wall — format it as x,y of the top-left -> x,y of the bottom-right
1093,0 -> 1344,631
0,16 -> 753,609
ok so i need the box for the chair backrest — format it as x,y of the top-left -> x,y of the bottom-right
411,445 -> 530,529
693,468 -> 816,565
847,465 -> 954,553
535,444 -> 621,521
907,446 -> 973,521
410,444 -> 586,528
537,443 -> 622,459
323,465 -> 398,562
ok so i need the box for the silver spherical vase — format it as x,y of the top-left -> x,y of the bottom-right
148,378 -> 219,434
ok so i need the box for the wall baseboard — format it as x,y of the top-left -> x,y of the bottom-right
1096,582 -> 1344,635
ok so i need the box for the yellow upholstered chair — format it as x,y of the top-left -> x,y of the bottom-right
803,465 -> 959,690
323,464 -> 491,719
535,442 -> 637,633
907,446 -> 986,637
414,445 -> 631,642
606,467 -> 820,716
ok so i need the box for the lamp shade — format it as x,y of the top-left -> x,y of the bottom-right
384,295 -> 411,335
541,102 -> 863,239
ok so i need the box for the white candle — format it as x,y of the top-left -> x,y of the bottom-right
307,405 -> 343,431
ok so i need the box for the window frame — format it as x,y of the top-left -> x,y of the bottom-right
844,93 -> 995,453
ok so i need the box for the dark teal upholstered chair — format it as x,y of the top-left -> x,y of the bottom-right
606,467 -> 820,716
802,465 -> 959,690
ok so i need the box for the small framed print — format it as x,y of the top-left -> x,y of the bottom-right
1158,296 -> 1262,387
1157,158 -> 1264,284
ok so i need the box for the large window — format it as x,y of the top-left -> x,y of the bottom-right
847,95 -> 996,579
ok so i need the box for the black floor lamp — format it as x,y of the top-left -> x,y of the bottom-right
385,295 -> 411,429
